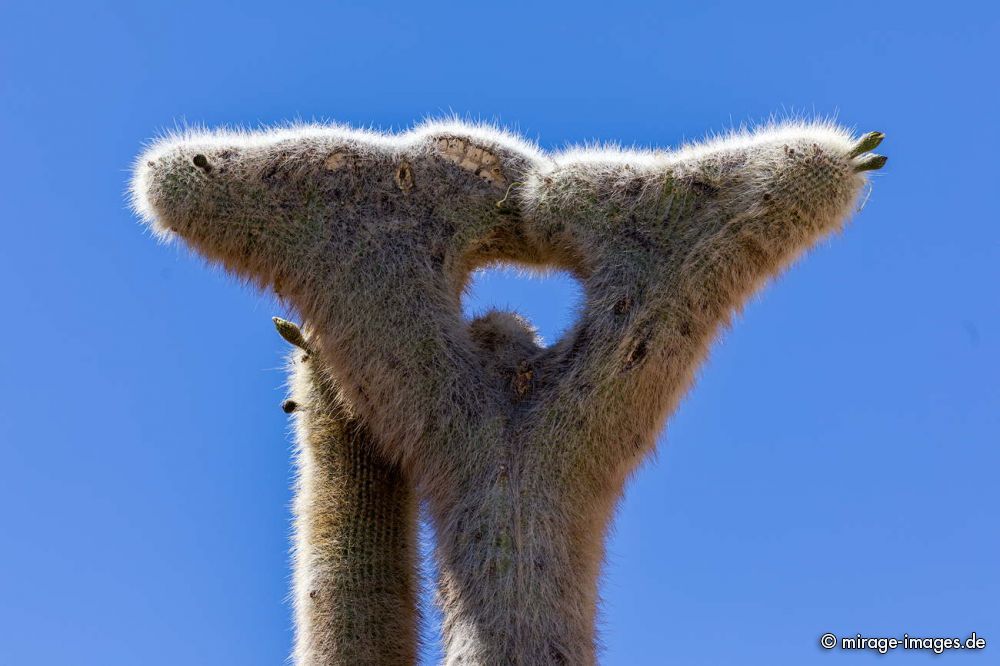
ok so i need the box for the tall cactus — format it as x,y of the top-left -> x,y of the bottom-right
275,317 -> 418,665
132,119 -> 885,664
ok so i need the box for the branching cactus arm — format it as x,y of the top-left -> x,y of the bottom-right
278,318 -> 418,666
132,122 -> 545,470
521,125 -> 885,477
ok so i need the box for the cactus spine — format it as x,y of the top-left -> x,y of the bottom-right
132,119 -> 885,664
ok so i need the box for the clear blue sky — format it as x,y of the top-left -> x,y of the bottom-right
0,1 -> 996,664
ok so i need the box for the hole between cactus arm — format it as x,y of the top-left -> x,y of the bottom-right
462,265 -> 584,348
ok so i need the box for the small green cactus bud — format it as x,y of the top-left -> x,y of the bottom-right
854,153 -> 888,172
847,131 -> 885,158
273,316 -> 310,351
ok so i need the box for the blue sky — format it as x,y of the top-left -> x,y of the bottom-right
1,1 -> 997,664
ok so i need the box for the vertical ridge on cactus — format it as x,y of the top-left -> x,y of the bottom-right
132,118 -> 885,665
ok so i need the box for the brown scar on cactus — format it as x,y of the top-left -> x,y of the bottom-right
394,161 -> 415,193
436,136 -> 508,188
323,152 -> 350,171
512,359 -> 534,397
192,154 -> 211,173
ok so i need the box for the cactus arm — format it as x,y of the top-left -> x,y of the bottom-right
132,123 -> 547,470
278,318 -> 418,665
520,125 -> 886,475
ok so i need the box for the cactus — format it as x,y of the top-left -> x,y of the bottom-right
132,118 -> 885,664
277,316 -> 418,665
